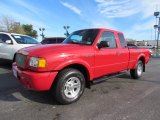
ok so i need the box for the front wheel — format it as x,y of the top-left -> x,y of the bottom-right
130,61 -> 143,79
52,68 -> 85,105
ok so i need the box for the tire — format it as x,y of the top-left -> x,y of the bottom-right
52,68 -> 85,105
130,61 -> 143,79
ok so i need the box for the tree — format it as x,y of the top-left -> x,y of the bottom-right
10,24 -> 26,34
0,16 -> 25,34
0,16 -> 38,38
22,24 -> 38,38
0,16 -> 15,32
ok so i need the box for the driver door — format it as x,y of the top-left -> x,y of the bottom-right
94,31 -> 121,78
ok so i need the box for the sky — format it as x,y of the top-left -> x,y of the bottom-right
0,0 -> 160,41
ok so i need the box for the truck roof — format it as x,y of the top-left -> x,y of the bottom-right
75,28 -> 123,34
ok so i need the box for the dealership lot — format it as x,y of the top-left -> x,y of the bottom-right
0,58 -> 160,120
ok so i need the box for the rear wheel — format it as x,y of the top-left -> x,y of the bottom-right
52,68 -> 85,104
130,61 -> 143,79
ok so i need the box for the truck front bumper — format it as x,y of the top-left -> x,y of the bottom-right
12,63 -> 58,91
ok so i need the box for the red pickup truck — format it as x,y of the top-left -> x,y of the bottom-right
13,28 -> 151,104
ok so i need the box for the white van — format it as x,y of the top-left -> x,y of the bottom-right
0,32 -> 39,61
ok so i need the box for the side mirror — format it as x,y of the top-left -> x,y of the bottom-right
97,41 -> 110,49
5,40 -> 12,44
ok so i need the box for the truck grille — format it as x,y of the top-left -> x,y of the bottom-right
16,53 -> 27,68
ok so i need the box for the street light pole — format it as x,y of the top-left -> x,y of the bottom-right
39,28 -> 45,40
63,26 -> 70,37
157,17 -> 160,52
154,11 -> 160,57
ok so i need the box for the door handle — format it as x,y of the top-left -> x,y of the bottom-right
116,51 -> 121,55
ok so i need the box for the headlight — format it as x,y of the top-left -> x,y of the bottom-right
29,57 -> 46,68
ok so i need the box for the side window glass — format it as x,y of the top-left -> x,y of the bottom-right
2,34 -> 11,42
118,34 -> 127,48
0,34 -> 3,43
98,32 -> 117,48
71,35 -> 82,42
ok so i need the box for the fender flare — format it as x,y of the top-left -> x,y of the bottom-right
135,54 -> 145,71
54,59 -> 94,80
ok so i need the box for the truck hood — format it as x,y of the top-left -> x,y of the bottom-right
22,44 -> 90,57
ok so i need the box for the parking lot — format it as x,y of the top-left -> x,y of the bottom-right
0,58 -> 160,120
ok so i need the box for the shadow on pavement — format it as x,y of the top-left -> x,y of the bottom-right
0,72 -> 21,102
117,73 -> 131,79
0,59 -> 12,70
0,60 -> 58,105
19,90 -> 59,105
0,72 -> 58,105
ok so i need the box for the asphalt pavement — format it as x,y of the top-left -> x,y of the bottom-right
0,58 -> 160,120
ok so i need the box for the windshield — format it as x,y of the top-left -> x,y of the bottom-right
63,29 -> 99,45
12,35 -> 39,44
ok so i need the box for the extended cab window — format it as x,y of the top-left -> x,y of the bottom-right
98,32 -> 117,48
118,33 -> 127,48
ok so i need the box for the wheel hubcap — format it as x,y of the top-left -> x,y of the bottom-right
137,63 -> 143,76
64,77 -> 81,99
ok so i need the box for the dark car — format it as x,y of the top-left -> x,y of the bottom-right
41,37 -> 65,44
